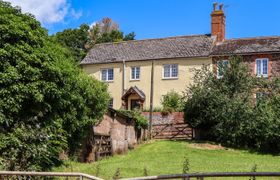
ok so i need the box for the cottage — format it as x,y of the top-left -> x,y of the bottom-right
81,3 -> 280,110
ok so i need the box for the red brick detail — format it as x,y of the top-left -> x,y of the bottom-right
211,6 -> 225,42
212,54 -> 279,78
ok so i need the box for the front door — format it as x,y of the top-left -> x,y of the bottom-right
130,100 -> 140,110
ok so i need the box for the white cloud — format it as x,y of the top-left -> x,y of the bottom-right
6,0 -> 82,24
71,9 -> 83,20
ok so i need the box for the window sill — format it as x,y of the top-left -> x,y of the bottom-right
256,75 -> 268,78
130,79 -> 140,82
102,80 -> 114,83
162,77 -> 178,80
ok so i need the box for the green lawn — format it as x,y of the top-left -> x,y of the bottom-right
55,140 -> 280,179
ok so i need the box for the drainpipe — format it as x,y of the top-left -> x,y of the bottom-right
122,59 -> 126,95
121,60 -> 128,109
149,60 -> 154,139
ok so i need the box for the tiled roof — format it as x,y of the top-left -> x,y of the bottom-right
81,34 -> 213,64
211,36 -> 280,56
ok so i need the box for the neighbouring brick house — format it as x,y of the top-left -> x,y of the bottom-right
211,37 -> 280,78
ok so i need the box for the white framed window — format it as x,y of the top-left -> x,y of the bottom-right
256,58 -> 268,77
163,64 -> 178,79
131,66 -> 140,80
101,68 -> 114,81
217,60 -> 229,78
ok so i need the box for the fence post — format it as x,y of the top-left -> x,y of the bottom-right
80,175 -> 83,180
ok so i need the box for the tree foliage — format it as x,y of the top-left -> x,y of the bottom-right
161,90 -> 184,112
184,56 -> 280,152
117,109 -> 148,129
88,17 -> 135,46
53,17 -> 135,62
0,1 -> 110,170
52,24 -> 90,63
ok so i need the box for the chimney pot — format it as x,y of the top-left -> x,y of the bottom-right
213,2 -> 217,11
211,2 -> 225,42
219,4 -> 223,10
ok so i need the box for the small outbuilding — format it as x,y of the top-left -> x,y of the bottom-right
79,108 -> 146,162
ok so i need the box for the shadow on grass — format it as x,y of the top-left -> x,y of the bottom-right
153,139 -> 280,156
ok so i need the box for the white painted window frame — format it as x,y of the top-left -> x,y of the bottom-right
255,58 -> 269,78
162,64 -> 178,79
100,68 -> 114,82
217,60 -> 229,79
131,66 -> 140,80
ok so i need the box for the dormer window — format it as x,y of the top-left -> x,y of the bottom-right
256,58 -> 268,78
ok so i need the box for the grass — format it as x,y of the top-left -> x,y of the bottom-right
55,140 -> 280,179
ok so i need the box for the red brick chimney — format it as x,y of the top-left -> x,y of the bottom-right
211,3 -> 225,42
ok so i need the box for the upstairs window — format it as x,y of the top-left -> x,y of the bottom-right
217,60 -> 229,78
163,64 -> 178,79
101,68 -> 114,81
131,66 -> 140,80
256,58 -> 268,77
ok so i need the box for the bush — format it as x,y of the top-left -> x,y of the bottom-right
184,56 -> 280,152
161,90 -> 184,112
117,109 -> 148,129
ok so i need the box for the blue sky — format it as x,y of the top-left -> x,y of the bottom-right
7,0 -> 280,40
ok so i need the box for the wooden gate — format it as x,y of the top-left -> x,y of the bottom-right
152,123 -> 193,140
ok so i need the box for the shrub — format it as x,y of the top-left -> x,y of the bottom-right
117,109 -> 148,129
161,90 -> 184,112
184,56 -> 280,152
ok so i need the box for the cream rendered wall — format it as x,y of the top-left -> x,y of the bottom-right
82,63 -> 123,109
125,61 -> 152,109
152,58 -> 212,108
81,57 -> 212,110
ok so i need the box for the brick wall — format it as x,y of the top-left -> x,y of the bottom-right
79,110 -> 147,162
94,113 -> 138,154
213,53 -> 280,77
142,112 -> 185,125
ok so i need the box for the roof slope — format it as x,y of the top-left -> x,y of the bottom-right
211,36 -> 280,56
81,34 -> 213,64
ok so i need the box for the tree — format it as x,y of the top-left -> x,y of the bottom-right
88,17 -> 135,46
184,56 -> 280,152
53,17 -> 135,62
0,1 -> 110,170
52,24 -> 90,63
161,90 -> 184,112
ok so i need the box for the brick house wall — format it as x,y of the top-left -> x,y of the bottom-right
212,53 -> 280,77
